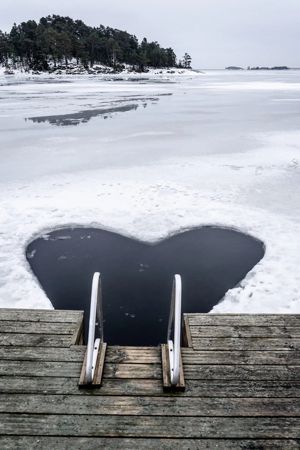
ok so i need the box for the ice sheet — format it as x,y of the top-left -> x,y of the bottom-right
0,69 -> 299,312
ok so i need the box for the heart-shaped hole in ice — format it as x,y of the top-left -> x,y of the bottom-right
26,226 -> 265,345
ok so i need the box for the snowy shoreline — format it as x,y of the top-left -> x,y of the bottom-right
0,64 -> 198,81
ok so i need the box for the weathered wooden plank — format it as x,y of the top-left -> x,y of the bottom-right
161,344 -> 169,388
0,346 -> 86,362
0,321 -> 75,335
0,394 -> 298,416
0,345 -> 298,366
79,343 -> 107,387
186,314 -> 300,327
93,342 -> 107,385
103,363 -> 162,379
0,333 -> 75,347
1,376 -> 299,397
0,437 -> 298,450
0,309 -> 83,323
0,414 -> 298,438
0,345 -> 160,363
190,326 -> 300,338
183,315 -> 193,347
0,360 -> 81,377
1,336 -> 298,357
0,359 -> 298,380
191,337 -> 300,351
78,349 -> 88,386
105,346 -> 161,364
182,350 -> 300,365
70,317 -> 84,345
0,360 -> 161,379
184,364 -> 300,381
0,345 -> 161,363
102,363 -> 299,381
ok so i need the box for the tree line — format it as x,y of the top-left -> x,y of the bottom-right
0,15 -> 192,71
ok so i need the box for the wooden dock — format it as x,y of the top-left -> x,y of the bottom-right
0,309 -> 299,449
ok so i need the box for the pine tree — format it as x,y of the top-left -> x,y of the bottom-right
1,15 -> 184,71
0,32 -> 11,64
182,53 -> 192,69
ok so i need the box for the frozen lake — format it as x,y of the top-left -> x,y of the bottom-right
1,70 -> 300,184
0,69 -> 299,313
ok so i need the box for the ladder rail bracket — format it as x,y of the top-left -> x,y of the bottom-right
79,272 -> 106,387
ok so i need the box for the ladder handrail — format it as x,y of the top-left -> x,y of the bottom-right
85,272 -> 104,384
167,274 -> 182,386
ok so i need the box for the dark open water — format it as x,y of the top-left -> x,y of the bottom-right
26,227 -> 264,345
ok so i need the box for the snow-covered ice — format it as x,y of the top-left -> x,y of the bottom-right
0,69 -> 299,313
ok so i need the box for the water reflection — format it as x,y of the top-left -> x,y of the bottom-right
25,93 -> 172,126
27,104 -> 140,126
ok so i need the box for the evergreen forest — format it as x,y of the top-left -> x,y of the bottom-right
0,15 -> 192,71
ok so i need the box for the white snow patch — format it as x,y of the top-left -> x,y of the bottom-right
0,129 -> 299,313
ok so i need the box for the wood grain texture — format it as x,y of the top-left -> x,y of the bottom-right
0,309 -> 83,323
191,337 -> 300,351
4,360 -> 296,381
1,377 -> 299,397
0,437 -> 299,450
183,315 -> 193,347
79,342 -> 107,387
186,314 -> 300,327
0,321 -> 75,335
0,394 -> 298,416
0,345 -> 298,365
0,333 -> 77,347
0,310 -> 299,446
0,414 -> 299,438
189,325 -> 300,338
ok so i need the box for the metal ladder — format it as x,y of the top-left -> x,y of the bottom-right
79,272 -> 184,390
79,272 -> 107,387
166,274 -> 183,387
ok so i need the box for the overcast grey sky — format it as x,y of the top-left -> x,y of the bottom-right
1,0 -> 300,68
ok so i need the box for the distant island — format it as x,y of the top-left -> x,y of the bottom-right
225,66 -> 244,70
226,65 -> 290,71
247,66 -> 290,71
0,15 -> 192,73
